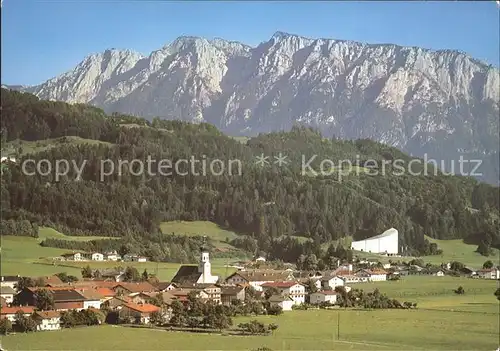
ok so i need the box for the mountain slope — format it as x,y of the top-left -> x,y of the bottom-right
1,88 -> 499,261
16,32 -> 500,183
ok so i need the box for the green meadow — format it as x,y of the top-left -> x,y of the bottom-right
1,228 -> 499,350
0,225 -> 235,281
2,277 -> 498,351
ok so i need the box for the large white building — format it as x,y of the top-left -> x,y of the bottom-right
351,228 -> 399,255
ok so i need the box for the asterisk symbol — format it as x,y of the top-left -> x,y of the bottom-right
255,154 -> 270,167
274,152 -> 288,167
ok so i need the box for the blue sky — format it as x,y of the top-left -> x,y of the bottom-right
2,1 -> 499,86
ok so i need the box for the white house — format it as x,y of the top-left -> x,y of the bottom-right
261,281 -> 305,305
309,291 -> 338,305
136,256 -> 147,263
1,276 -> 20,289
476,268 -> 500,280
225,270 -> 294,291
62,252 -> 84,261
432,270 -> 445,277
0,286 -> 16,304
321,276 -> 344,290
33,311 -> 61,331
356,269 -> 387,282
105,251 -> 119,261
268,295 -> 294,311
91,253 -> 104,261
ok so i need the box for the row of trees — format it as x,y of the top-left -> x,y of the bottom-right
0,219 -> 38,237
335,287 -> 417,309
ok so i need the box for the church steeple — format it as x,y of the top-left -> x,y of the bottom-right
196,236 -> 218,284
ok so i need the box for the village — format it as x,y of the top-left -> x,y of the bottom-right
0,241 -> 498,334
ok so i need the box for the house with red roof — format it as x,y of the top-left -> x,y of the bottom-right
119,302 -> 161,324
0,306 -> 35,322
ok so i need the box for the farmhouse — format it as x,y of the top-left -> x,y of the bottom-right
112,282 -> 156,295
37,275 -> 64,287
171,245 -> 218,285
220,286 -> 245,306
105,251 -> 120,261
155,282 -> 178,292
61,252 -> 85,261
356,269 -> 387,282
119,302 -> 161,324
170,288 -> 209,303
91,253 -> 104,261
267,295 -> 294,311
225,270 -> 294,291
196,284 -> 221,304
309,291 -> 338,305
15,287 -> 87,311
0,306 -> 35,322
476,268 -> 500,280
33,311 -> 61,331
0,286 -> 16,304
96,268 -> 125,282
320,275 -> 344,290
261,281 -> 305,305
77,289 -> 103,309
1,275 -> 20,289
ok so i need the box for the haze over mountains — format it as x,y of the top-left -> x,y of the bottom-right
6,32 -> 500,183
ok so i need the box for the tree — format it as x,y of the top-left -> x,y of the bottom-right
265,304 -> 283,316
34,289 -> 55,311
14,311 -> 37,332
267,323 -> 279,334
81,265 -> 93,279
169,300 -> 186,327
483,260 -> 494,269
454,286 -> 465,295
142,269 -> 149,281
15,277 -> 35,291
304,279 -> 318,294
450,261 -> 465,272
264,287 -> 280,300
0,318 -> 12,335
149,310 -> 164,325
494,288 -> 500,301
123,266 -> 141,282
55,272 -> 78,283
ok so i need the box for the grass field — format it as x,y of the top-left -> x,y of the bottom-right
1,243 -> 498,350
2,276 -> 498,350
421,236 -> 500,267
160,220 -> 245,254
0,225 -> 235,281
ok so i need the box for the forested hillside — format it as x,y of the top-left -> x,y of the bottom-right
1,88 -> 498,263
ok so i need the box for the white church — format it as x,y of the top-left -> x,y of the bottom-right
171,240 -> 219,285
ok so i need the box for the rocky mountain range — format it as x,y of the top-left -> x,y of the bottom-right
7,32 -> 500,183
